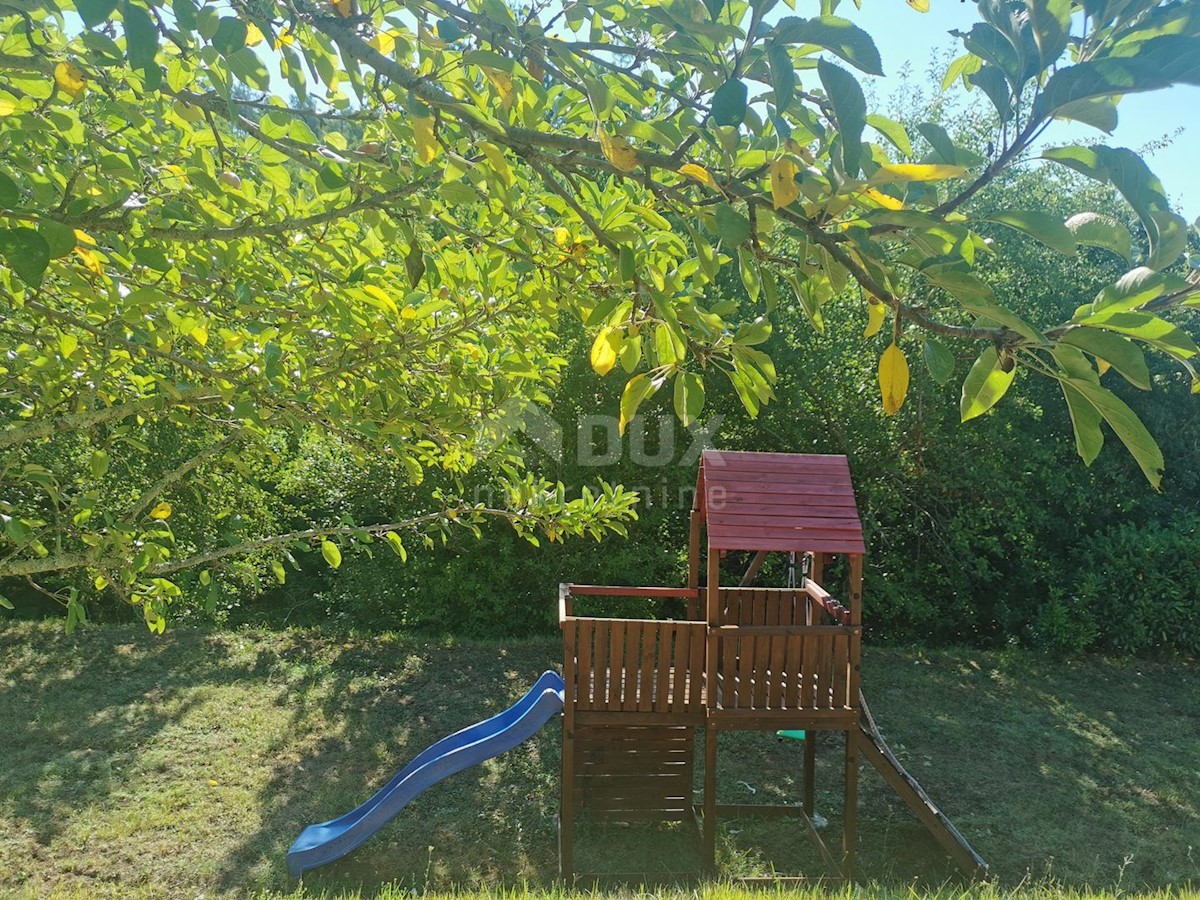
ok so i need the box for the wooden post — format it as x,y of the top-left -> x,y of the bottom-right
804,732 -> 817,817
687,510 -> 701,589
848,554 -> 863,710
703,726 -> 718,874
560,613 -> 575,880
843,728 -> 858,878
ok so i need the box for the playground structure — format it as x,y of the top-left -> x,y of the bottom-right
288,450 -> 985,881
560,449 -> 984,880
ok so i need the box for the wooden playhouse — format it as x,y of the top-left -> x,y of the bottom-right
558,450 -> 985,880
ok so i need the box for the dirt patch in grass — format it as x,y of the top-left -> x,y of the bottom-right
0,624 -> 1196,898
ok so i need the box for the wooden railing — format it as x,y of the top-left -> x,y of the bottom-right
561,585 -> 706,721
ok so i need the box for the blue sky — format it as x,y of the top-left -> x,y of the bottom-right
838,2 -> 1199,222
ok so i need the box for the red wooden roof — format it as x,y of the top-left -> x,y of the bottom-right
696,450 -> 866,555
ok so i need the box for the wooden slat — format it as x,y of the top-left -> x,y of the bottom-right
800,631 -> 816,708
720,629 -> 736,709
577,619 -> 594,709
608,621 -> 626,710
654,623 -> 672,714
567,585 -> 700,598
623,623 -> 641,711
564,618 -> 577,705
815,633 -> 831,709
768,624 -> 787,709
709,522 -> 865,540
673,623 -> 691,714
718,493 -> 859,512
710,535 -> 868,554
711,511 -> 865,528
593,622 -> 610,709
637,622 -> 654,713
707,478 -> 856,496
833,633 -> 848,709
702,451 -> 851,472
784,634 -> 802,709
752,590 -> 771,707
687,621 -> 705,713
737,633 -> 755,711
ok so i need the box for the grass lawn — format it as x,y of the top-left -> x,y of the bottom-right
0,622 -> 1196,899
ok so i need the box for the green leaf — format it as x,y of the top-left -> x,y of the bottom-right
90,449 -> 110,478
1028,0 -> 1071,67
819,59 -> 866,177
1090,266 -> 1190,315
1059,378 -> 1104,465
39,219 -> 77,258
711,78 -> 748,127
1146,210 -> 1189,271
122,1 -> 159,70
1063,377 -> 1165,488
321,540 -> 342,569
437,17 -> 465,42
922,338 -> 954,386
0,594 -> 13,611
968,65 -> 1014,122
941,53 -> 982,91
984,210 -> 1076,255
618,246 -> 635,283
211,16 -> 248,57
78,0 -> 119,28
270,559 -> 287,585
864,114 -> 912,157
1042,145 -> 1172,262
227,48 -> 270,90
619,373 -> 658,434
384,531 -> 408,561
1075,310 -> 1200,361
673,372 -> 705,428
1032,35 -> 1200,121
715,203 -> 751,245
0,227 -> 51,287
1065,212 -> 1132,263
771,16 -> 884,76
738,247 -> 760,303
1059,327 -> 1151,390
1053,97 -> 1118,132
654,322 -> 683,365
0,171 -> 17,209
735,316 -> 772,346
767,44 -> 795,113
960,348 -> 1016,421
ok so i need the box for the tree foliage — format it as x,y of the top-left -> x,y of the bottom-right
2,0 -> 1199,625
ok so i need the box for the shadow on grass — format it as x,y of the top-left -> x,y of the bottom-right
1,625 -> 1196,897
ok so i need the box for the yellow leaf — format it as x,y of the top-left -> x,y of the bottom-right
598,131 -> 640,173
54,61 -> 87,99
331,0 -> 353,18
274,26 -> 294,48
367,31 -> 396,56
0,96 -> 16,116
906,0 -> 930,11
413,115 -> 438,164
362,284 -> 399,314
483,68 -> 514,112
678,163 -> 717,191
417,21 -> 447,49
554,227 -> 571,248
207,779 -> 221,786
878,342 -> 910,416
150,501 -> 172,520
872,163 -> 967,183
480,142 -> 511,186
190,325 -> 208,347
73,229 -> 96,246
1097,358 -> 1111,376
770,158 -> 800,210
862,187 -> 904,210
864,298 -> 886,338
74,246 -> 102,275
244,22 -> 265,47
590,326 -> 621,376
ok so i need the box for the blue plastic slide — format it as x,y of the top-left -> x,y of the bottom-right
287,670 -> 565,877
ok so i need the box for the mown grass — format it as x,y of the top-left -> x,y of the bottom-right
0,622 -> 1196,899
